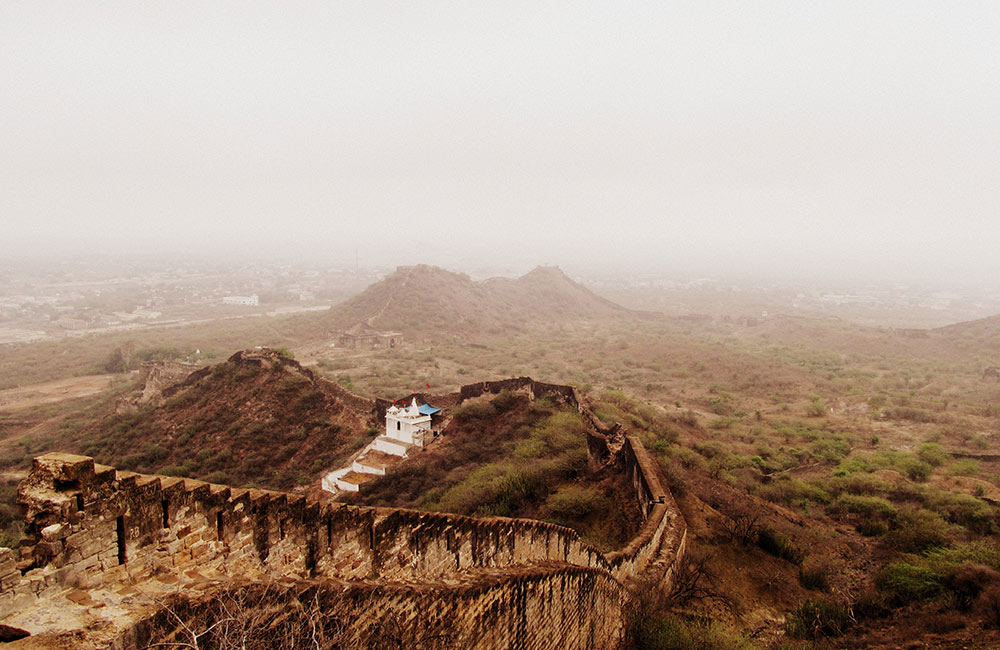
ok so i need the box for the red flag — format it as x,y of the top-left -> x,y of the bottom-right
426,383 -> 430,388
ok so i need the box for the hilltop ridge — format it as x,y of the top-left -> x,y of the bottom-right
324,264 -> 629,336
76,348 -> 375,490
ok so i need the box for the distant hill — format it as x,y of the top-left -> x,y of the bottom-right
934,313 -> 1000,338
324,264 -> 629,336
77,349 -> 375,490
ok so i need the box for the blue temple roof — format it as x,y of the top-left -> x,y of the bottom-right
418,404 -> 440,416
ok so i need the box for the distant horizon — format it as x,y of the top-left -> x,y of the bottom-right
3,2 -> 999,292
5,248 -> 1000,298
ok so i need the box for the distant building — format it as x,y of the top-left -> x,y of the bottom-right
222,294 -> 259,306
336,322 -> 402,349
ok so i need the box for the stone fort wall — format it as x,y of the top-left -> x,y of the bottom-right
1,413 -> 685,648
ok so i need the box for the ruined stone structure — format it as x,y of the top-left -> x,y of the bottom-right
0,386 -> 685,649
336,322 -> 403,349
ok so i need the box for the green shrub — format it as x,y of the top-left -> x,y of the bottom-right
877,561 -> 945,603
756,477 -> 830,506
545,485 -> 607,519
886,508 -> 953,553
634,614 -> 758,650
786,599 -> 852,638
452,400 -> 498,423
925,491 -> 996,535
805,397 -> 827,417
918,442 -> 950,467
489,390 -> 519,413
435,463 -> 549,517
905,460 -> 933,482
829,494 -> 897,519
827,472 -> 891,496
708,416 -> 739,430
811,437 -> 852,463
857,518 -> 889,537
946,459 -> 981,477
758,527 -> 804,565
707,397 -> 731,416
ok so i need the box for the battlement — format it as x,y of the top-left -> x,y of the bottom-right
0,435 -> 685,649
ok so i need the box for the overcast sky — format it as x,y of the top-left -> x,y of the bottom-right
1,2 -> 998,284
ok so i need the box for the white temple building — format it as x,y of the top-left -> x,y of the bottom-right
321,398 -> 441,493
375,398 -> 434,455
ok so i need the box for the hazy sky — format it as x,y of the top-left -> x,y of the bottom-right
2,2 -> 998,283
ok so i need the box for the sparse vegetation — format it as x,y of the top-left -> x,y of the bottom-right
5,263 -> 1000,648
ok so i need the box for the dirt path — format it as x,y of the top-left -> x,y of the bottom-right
0,375 -> 114,412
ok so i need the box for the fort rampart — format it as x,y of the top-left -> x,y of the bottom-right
0,388 -> 685,648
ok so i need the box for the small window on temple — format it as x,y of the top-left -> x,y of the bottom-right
161,500 -> 169,528
396,421 -> 401,431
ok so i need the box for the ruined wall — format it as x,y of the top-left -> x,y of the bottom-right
125,566 -> 629,650
606,437 -> 687,588
1,433 -> 685,648
457,377 -> 622,445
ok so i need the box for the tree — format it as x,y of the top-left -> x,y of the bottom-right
105,341 -> 137,373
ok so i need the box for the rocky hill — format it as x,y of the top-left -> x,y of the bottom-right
324,264 -> 629,336
75,349 -> 376,490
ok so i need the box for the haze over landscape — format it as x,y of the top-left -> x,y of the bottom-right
4,3 -> 1000,650
2,1 -> 999,285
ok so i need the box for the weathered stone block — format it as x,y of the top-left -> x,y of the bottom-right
41,523 -> 68,541
0,572 -> 20,590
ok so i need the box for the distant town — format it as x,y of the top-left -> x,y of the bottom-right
3,258 -> 1000,346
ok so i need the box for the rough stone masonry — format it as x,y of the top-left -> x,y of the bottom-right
0,435 -> 685,649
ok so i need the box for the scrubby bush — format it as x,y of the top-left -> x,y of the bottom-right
978,584 -> 1000,628
948,564 -> 1000,611
946,459 -> 982,477
634,615 -> 758,650
435,463 -> 548,517
811,437 -> 852,463
451,400 -> 497,423
800,560 -> 831,591
829,494 -> 897,519
918,442 -> 950,467
878,561 -> 946,603
755,477 -> 830,506
489,390 -> 519,413
785,599 -> 852,639
757,527 -> 803,565
876,542 -> 1000,606
851,588 -> 891,620
805,396 -> 827,417
827,472 -> 891,496
545,485 -> 607,519
273,346 -> 295,360
857,518 -> 889,537
905,459 -> 934,482
886,508 -> 953,553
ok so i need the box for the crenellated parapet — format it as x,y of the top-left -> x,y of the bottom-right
1,433 -> 685,649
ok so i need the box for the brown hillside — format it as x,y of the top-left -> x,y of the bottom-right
323,264 -> 629,336
934,313 -> 1000,335
74,348 -> 376,490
